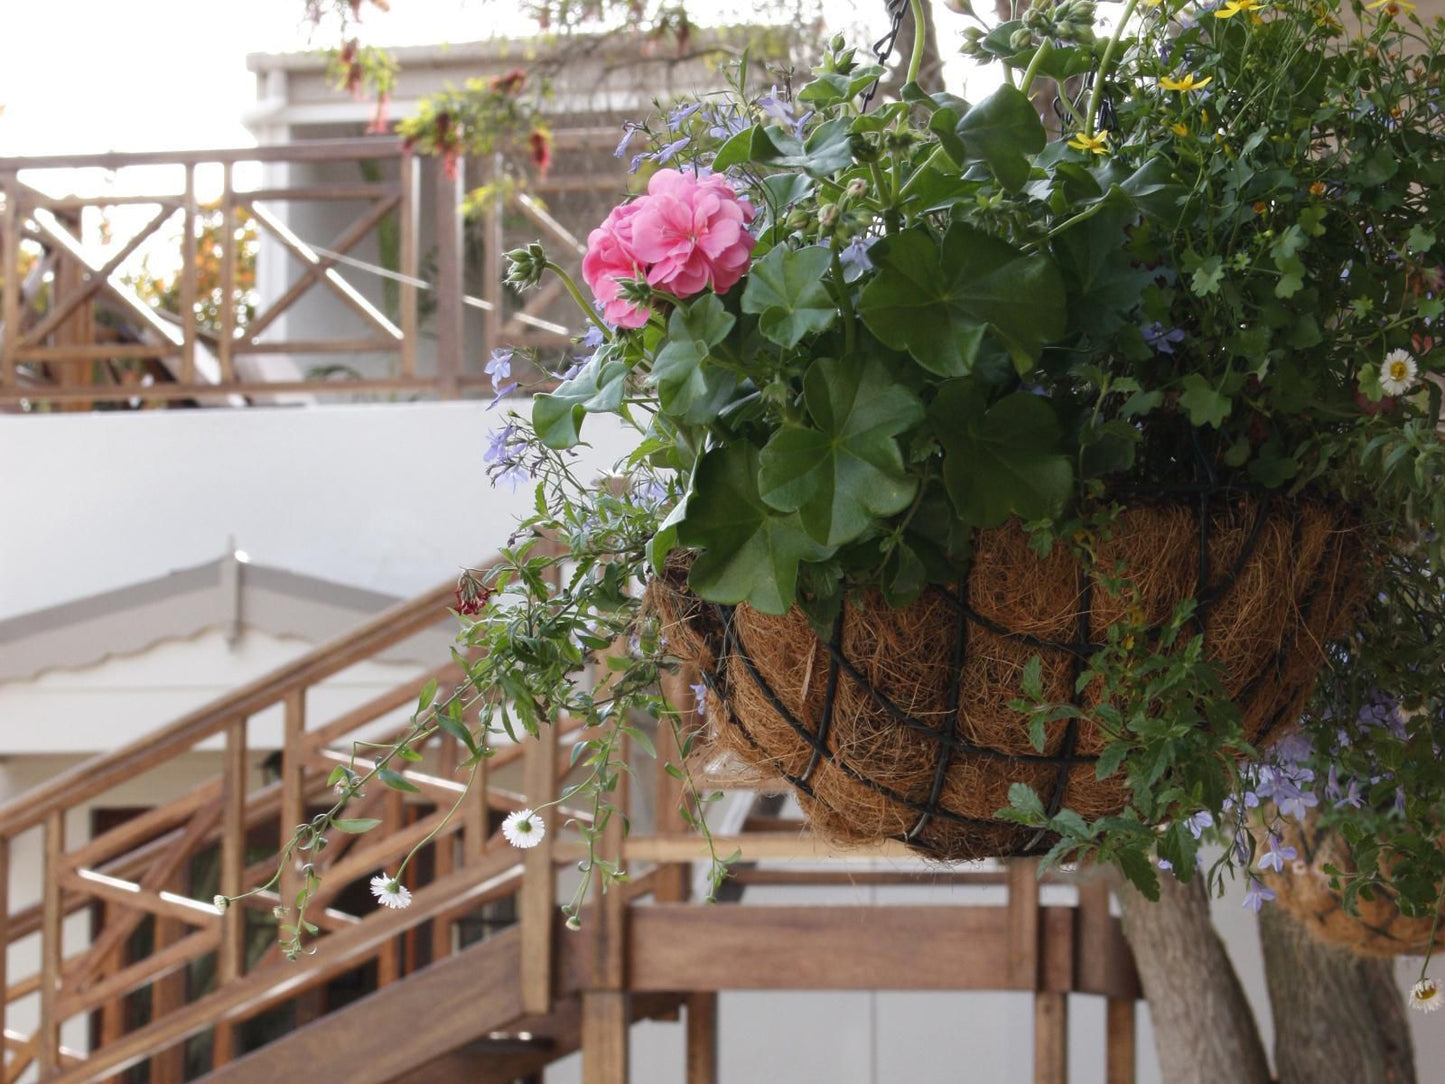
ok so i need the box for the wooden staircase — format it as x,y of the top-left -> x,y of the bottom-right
1,560 -> 1144,1084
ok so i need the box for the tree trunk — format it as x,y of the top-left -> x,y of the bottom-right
1118,873 -> 1273,1084
1259,904 -> 1416,1084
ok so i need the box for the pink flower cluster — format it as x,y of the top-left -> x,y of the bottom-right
581,169 -> 756,329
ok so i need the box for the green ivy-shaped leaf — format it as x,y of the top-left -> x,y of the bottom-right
954,85 -> 1046,190
757,355 -> 924,547
650,294 -> 737,423
858,224 -> 1066,377
532,347 -> 628,448
1178,373 -> 1231,428
676,442 -> 829,614
931,384 -> 1074,527
740,245 -> 837,348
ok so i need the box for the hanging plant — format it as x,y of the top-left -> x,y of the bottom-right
247,0 -> 1445,988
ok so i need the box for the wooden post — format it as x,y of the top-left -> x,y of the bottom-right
279,690 -> 306,916
2,172 -> 19,388
1006,859 -> 1041,989
218,163 -> 236,384
179,163 -> 198,383
1034,992 -> 1069,1084
431,737 -> 458,963
151,875 -> 188,1084
39,811 -> 64,1075
434,157 -> 465,400
1106,998 -> 1136,1084
398,150 -> 420,379
654,670 -> 696,906
376,789 -> 406,989
0,832 -> 8,1047
463,733 -> 489,865
214,718 -> 247,1067
480,153 -> 503,362
520,721 -> 557,1015
685,992 -> 718,1084
581,991 -> 629,1084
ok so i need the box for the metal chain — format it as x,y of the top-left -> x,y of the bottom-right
859,0 -> 912,113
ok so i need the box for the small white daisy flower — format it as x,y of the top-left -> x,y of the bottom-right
369,873 -> 412,910
502,808 -> 546,849
1410,978 -> 1443,1013
1381,348 -> 1419,396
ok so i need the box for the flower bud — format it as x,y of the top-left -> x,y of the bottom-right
1010,27 -> 1035,50
504,242 -> 548,290
213,895 -> 230,913
844,177 -> 869,200
565,914 -> 583,931
617,276 -> 653,304
818,203 -> 839,230
786,209 -> 811,231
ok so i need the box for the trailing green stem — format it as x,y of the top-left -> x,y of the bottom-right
545,260 -> 613,340
1086,0 -> 1142,136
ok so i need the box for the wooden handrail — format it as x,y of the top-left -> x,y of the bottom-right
0,578 -> 456,837
0,138 -> 406,172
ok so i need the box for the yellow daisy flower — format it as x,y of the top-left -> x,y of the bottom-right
1215,0 -> 1262,18
1172,122 -> 1190,136
1159,73 -> 1214,92
1365,0 -> 1416,12
1067,131 -> 1111,155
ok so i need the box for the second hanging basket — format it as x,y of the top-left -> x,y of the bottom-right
650,495 -> 1363,862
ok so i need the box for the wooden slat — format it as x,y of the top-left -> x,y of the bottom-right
1034,991 -> 1068,1084
399,151 -> 419,378
0,578 -> 455,837
58,927 -> 219,1021
178,164 -> 197,383
431,738 -> 458,963
2,172 -> 19,386
242,183 -> 397,203
1008,859 -> 1041,990
685,992 -> 717,1084
244,198 -> 401,342
218,162 -> 236,382
214,719 -> 247,1068
520,719 -> 558,1015
12,341 -> 180,362
481,155 -> 503,360
624,906 -> 1090,993
1106,998 -> 1136,1084
302,662 -> 462,753
230,336 -> 400,356
0,138 -> 407,170
434,157 -> 464,400
46,852 -> 523,1084
279,689 -> 307,912
39,812 -> 63,1075
590,731 -> 629,992
0,835 -> 7,1044
18,205 -> 173,348
581,991 -> 628,1084
62,777 -> 222,872
59,868 -> 219,928
66,801 -> 222,989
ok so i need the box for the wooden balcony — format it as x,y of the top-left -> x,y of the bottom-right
0,134 -> 620,410
0,546 -> 1142,1084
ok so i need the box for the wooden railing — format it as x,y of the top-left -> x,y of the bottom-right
0,553 -> 1143,1084
0,133 -> 619,408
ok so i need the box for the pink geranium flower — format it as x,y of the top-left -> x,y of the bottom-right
630,170 -> 756,296
582,201 -> 650,329
580,169 -> 756,329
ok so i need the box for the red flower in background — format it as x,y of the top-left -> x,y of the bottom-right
528,130 -> 552,176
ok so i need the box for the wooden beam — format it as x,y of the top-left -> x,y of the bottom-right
685,992 -> 718,1084
621,905 -> 1101,994
481,155 -> 502,362
178,164 -> 198,383
218,163 -> 236,382
398,151 -> 419,378
1034,991 -> 1068,1084
434,158 -> 465,399
581,991 -> 629,1084
39,811 -> 63,1075
3,172 -> 22,386
59,868 -> 220,928
279,689 -> 307,912
520,720 -> 558,1015
1008,859 -> 1042,990
58,927 -> 219,1022
1106,999 -> 1136,1084
214,719 -> 248,1067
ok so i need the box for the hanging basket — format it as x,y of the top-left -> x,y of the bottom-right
1256,809 -> 1445,957
649,495 -> 1363,862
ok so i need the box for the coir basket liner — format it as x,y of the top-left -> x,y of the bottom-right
1256,809 -> 1445,958
649,496 -> 1363,862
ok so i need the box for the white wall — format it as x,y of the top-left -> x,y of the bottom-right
0,401 -> 636,620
